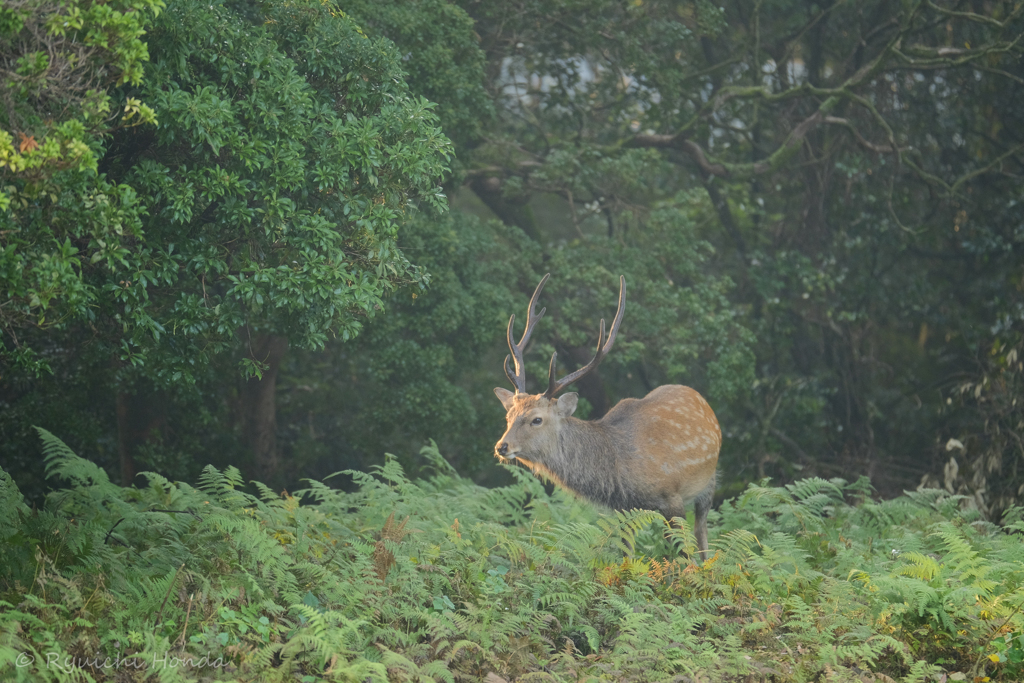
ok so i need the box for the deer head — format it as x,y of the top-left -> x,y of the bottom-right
493,273 -> 625,463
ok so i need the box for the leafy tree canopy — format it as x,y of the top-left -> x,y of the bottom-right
1,0 -> 453,383
1,0 -> 163,372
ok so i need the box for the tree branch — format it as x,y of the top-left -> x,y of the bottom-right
822,116 -> 905,154
628,110 -> 825,180
924,0 -> 1024,29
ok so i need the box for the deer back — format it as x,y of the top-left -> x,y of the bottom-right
596,385 -> 720,510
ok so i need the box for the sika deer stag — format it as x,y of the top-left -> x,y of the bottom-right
493,274 -> 720,560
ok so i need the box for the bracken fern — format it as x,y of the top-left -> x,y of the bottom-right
2,435 -> 1024,681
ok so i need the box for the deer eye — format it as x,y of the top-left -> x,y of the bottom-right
531,417 -> 543,426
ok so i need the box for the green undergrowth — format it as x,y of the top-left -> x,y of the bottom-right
2,429 -> 1024,682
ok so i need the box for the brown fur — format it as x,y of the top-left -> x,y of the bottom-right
494,384 -> 720,559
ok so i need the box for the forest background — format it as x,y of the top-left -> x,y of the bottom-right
2,0 -> 1023,520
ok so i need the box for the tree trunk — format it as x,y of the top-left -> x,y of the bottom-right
241,334 -> 289,483
116,390 -> 135,486
468,176 -> 541,241
114,378 -> 167,487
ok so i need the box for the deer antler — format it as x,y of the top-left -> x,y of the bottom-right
544,275 -> 625,398
504,273 -> 550,394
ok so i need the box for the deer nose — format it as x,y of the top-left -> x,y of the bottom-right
496,442 -> 509,456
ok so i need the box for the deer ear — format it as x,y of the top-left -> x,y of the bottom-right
554,392 -> 578,417
493,387 -> 516,410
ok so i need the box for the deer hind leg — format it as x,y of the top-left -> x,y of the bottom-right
693,473 -> 717,563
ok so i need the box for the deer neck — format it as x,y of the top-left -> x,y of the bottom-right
531,418 -> 625,509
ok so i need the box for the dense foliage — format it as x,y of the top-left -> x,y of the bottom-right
111,0 -> 451,373
249,0 -> 1024,505
2,0 -> 1023,580
446,0 -> 1024,504
3,3 -> 1024,679
1,0 -> 454,488
3,432 -> 1024,682
0,0 -> 163,372
2,0 -> 451,378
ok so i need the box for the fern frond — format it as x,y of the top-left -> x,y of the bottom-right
0,468 -> 28,538
895,552 -> 940,581
37,426 -> 112,488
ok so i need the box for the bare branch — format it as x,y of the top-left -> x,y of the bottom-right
950,143 -> 1024,195
893,34 -> 1024,68
629,110 -> 825,180
924,0 -> 1024,29
823,116 -> 906,154
464,160 -> 542,179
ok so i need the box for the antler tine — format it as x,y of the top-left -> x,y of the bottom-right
503,354 -> 518,388
544,347 -> 562,399
505,273 -> 551,393
544,275 -> 626,398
